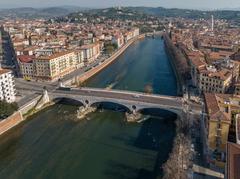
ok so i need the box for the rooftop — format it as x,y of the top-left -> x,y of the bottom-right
38,51 -> 74,61
204,93 -> 231,122
226,142 -> 240,179
0,68 -> 11,75
18,55 -> 35,63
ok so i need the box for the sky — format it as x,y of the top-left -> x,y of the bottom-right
0,0 -> 240,9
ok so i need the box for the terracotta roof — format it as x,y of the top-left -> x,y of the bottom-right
38,50 -> 74,61
204,93 -> 231,122
0,69 -> 11,75
191,57 -> 206,69
80,43 -> 99,50
18,55 -> 35,63
200,68 -> 232,81
227,142 -> 240,179
204,93 -> 219,115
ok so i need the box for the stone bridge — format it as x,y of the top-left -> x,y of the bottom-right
49,87 -> 184,116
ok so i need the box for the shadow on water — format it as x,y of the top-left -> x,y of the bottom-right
104,160 -> 140,179
135,108 -> 177,178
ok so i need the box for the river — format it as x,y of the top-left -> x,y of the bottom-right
0,37 -> 178,179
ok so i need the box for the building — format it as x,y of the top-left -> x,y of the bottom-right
17,55 -> 36,80
234,82 -> 240,95
75,50 -> 84,69
204,93 -> 240,168
226,142 -> 240,179
35,51 -> 76,81
80,43 -> 100,63
17,49 -> 90,81
199,66 -> 233,93
132,28 -> 140,37
0,30 -> 3,66
112,34 -> 124,48
0,69 -> 16,103
188,54 -> 206,87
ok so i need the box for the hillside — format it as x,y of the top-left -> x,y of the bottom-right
0,6 -> 89,19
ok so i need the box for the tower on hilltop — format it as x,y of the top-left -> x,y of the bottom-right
211,15 -> 214,32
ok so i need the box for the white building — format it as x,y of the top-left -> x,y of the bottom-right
0,69 -> 16,103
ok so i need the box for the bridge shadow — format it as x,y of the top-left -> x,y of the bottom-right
107,108 -> 177,178
135,108 -> 177,178
104,160 -> 154,179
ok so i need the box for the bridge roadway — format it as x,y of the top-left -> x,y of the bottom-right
50,87 -> 184,115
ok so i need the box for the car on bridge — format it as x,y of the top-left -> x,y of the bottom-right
132,94 -> 140,98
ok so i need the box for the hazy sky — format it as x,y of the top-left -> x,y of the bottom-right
1,0 -> 240,9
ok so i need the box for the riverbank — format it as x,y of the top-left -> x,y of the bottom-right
0,91 -> 53,136
163,33 -> 189,95
63,34 -> 145,86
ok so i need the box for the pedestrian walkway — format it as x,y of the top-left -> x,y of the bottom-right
193,164 -> 224,179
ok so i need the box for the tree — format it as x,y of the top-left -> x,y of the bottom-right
105,45 -> 115,54
144,84 -> 153,94
0,100 -> 18,120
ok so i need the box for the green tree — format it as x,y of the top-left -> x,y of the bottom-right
0,100 -> 18,120
144,84 -> 153,94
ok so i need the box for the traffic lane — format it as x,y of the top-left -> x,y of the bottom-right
15,79 -> 56,91
54,90 -> 182,107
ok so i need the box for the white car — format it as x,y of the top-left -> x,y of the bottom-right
133,94 -> 140,98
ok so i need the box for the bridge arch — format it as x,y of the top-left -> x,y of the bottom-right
52,97 -> 85,106
90,101 -> 131,113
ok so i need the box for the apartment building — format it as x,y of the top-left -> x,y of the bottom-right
199,67 -> 232,93
112,34 -> 124,48
75,50 -> 84,69
35,51 -> 76,81
0,31 -> 3,66
0,69 -> 15,103
80,43 -> 100,63
188,55 -> 206,87
17,55 -> 36,80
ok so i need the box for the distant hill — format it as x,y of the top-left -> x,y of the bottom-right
128,7 -> 240,20
64,7 -> 240,24
0,6 -> 90,19
1,6 -> 239,22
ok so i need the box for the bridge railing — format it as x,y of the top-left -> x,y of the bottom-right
68,87 -> 181,100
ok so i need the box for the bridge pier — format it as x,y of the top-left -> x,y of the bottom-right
35,89 -> 50,110
76,100 -> 97,120
125,105 -> 142,122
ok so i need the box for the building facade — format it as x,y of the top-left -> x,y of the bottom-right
204,93 -> 240,168
35,51 -> 76,81
0,69 -> 16,103
80,43 -> 100,63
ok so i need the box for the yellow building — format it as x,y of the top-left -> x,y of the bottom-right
204,93 -> 240,168
35,51 -> 76,81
